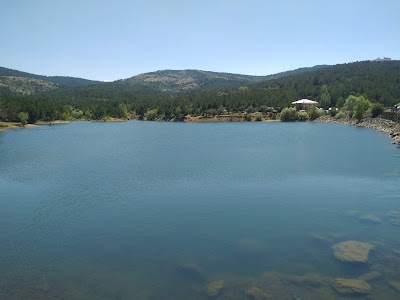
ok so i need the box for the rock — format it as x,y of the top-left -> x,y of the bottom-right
309,233 -> 333,245
389,280 -> 400,292
387,210 -> 400,226
359,214 -> 382,224
245,286 -> 268,300
282,274 -> 326,287
206,279 -> 224,297
332,278 -> 371,295
333,241 -> 374,263
387,210 -> 400,218
390,219 -> 400,226
177,262 -> 204,280
358,271 -> 383,282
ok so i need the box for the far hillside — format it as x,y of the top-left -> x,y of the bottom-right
1,60 -> 399,122
0,66 -> 103,95
121,66 -> 329,92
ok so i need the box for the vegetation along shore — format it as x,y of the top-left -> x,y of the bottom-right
0,60 -> 399,142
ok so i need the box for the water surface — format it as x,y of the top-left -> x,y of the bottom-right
0,121 -> 399,299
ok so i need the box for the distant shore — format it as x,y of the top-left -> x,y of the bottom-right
0,120 -> 70,132
1,116 -> 399,144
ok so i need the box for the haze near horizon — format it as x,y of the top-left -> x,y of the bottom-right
1,0 -> 399,81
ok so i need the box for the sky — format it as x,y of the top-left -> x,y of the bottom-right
1,0 -> 399,81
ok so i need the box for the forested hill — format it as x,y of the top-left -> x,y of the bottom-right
245,60 -> 400,107
1,60 -> 399,123
121,65 -> 329,92
0,66 -> 103,95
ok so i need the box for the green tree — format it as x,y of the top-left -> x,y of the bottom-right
370,103 -> 384,118
244,113 -> 252,121
308,107 -> 322,120
18,112 -> 29,126
280,107 -> 298,121
354,96 -> 371,121
145,108 -> 158,121
336,97 -> 345,109
319,85 -> 331,110
344,95 -> 357,118
174,106 -> 182,117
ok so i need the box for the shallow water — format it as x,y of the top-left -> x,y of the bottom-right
0,121 -> 399,299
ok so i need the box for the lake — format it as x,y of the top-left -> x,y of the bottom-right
0,121 -> 400,299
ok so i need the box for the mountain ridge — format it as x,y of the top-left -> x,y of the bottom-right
0,65 -> 331,95
120,65 -> 330,91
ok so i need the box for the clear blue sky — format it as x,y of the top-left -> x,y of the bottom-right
1,0 -> 399,81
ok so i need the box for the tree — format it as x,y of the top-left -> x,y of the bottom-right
370,103 -> 384,118
280,107 -> 298,121
336,97 -> 345,109
145,108 -> 158,121
319,85 -> 331,110
18,112 -> 29,126
344,95 -> 357,118
354,96 -> 371,121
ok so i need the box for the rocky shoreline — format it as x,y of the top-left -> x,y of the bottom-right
315,116 -> 400,143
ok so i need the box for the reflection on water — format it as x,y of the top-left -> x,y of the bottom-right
0,121 -> 400,299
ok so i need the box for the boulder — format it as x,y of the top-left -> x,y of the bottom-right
177,262 -> 204,280
332,278 -> 371,295
333,241 -> 374,263
206,279 -> 224,297
389,280 -> 400,292
359,214 -> 382,224
358,271 -> 383,282
245,286 -> 268,300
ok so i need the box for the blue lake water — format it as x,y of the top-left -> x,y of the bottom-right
0,121 -> 400,299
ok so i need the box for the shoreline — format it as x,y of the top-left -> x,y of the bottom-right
314,116 -> 400,142
1,117 -> 399,143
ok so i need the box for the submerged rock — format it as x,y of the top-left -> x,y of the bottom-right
282,274 -> 326,288
177,262 -> 204,280
388,280 -> 400,292
245,286 -> 268,300
358,271 -> 383,282
205,279 -> 224,297
332,278 -> 371,295
333,241 -> 374,263
308,233 -> 333,245
387,210 -> 400,218
359,214 -> 382,224
387,210 -> 400,226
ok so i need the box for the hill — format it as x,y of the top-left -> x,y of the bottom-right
1,60 -> 399,123
121,66 -> 329,92
0,66 -> 103,95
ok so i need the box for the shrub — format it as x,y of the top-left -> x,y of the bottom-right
354,96 -> 371,121
18,112 -> 29,126
329,108 -> 338,117
244,113 -> 252,121
145,109 -> 158,121
308,107 -> 322,120
280,107 -> 298,122
255,113 -> 263,121
370,103 -> 384,118
335,112 -> 346,119
297,111 -> 309,121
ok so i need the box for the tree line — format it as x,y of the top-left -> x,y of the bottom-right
0,60 -> 399,123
